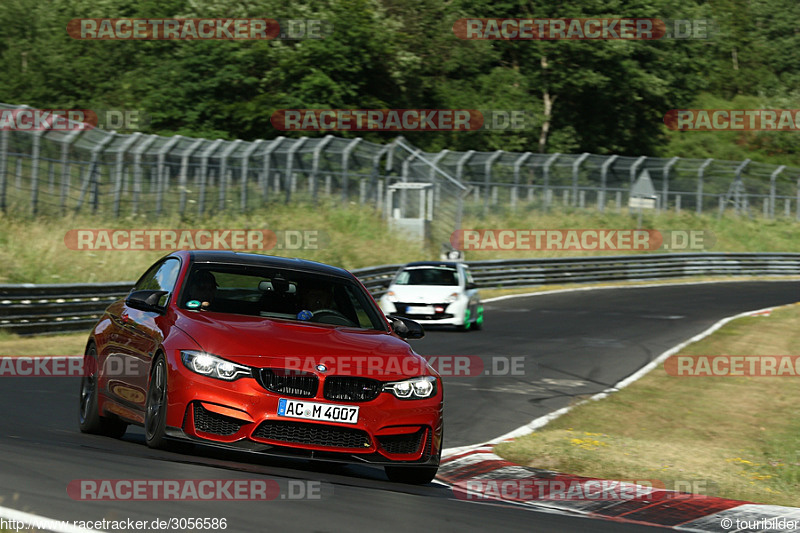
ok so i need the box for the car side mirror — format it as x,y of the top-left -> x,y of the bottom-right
388,315 -> 425,340
465,282 -> 478,290
126,290 -> 169,314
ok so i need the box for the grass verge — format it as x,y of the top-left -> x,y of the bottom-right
494,302 -> 800,506
0,202 -> 799,284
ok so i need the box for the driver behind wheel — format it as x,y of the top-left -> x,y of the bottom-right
185,270 -> 218,310
296,282 -> 335,320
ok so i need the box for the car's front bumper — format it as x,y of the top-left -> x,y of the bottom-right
379,299 -> 466,326
164,351 -> 443,465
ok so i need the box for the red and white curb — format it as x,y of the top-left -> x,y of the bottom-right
437,300 -> 800,530
438,445 -> 800,531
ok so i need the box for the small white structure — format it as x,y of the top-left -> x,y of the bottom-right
629,169 -> 658,209
386,182 -> 433,245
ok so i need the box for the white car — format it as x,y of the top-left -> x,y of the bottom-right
379,262 -> 483,330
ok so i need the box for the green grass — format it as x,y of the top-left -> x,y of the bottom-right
494,302 -> 800,506
1,200 -> 798,284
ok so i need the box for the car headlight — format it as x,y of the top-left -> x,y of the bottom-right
181,351 -> 251,381
385,290 -> 398,303
444,292 -> 460,304
383,376 -> 437,399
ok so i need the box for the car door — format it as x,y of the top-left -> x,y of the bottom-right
104,258 -> 181,412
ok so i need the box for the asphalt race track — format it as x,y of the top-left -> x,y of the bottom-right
1,281 -> 798,532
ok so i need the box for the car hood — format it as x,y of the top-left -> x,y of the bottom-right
173,309 -> 430,379
386,285 -> 462,303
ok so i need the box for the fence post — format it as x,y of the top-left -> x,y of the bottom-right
58,129 -> 83,215
113,133 -> 141,217
130,135 -> 159,216
512,152 -> 532,212
310,135 -> 334,201
542,153 -> 560,211
769,165 -> 785,220
197,139 -> 223,216
239,139 -> 264,213
456,150 -> 475,193
398,148 -> 421,218
598,154 -> 618,212
796,177 -> 800,221
733,159 -> 751,216
74,131 -> 115,214
571,152 -> 589,207
155,135 -> 182,216
483,150 -> 503,216
30,121 -> 55,216
370,142 -> 392,209
662,156 -> 678,213
628,156 -> 646,214
0,129 -> 8,213
341,138 -> 362,204
217,139 -> 242,211
178,138 -> 205,216
629,156 -> 646,185
285,137 -> 308,204
260,136 -> 285,203
427,149 -> 449,213
697,158 -> 713,215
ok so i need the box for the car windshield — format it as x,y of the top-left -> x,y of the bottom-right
394,267 -> 459,286
179,264 -> 386,331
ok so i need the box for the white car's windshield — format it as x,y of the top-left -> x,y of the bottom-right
394,267 -> 459,286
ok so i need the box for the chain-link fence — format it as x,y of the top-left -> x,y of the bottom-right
2,102 -> 799,246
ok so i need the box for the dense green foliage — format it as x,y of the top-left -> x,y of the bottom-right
1,0 -> 798,162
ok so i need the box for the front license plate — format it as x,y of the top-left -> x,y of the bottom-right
277,398 -> 359,424
406,305 -> 434,314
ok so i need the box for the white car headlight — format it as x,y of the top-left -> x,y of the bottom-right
181,351 -> 251,381
385,290 -> 398,303
383,376 -> 437,399
444,292 -> 460,303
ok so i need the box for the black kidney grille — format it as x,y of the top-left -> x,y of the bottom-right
323,376 -> 382,402
377,429 -> 426,455
257,368 -> 318,398
253,420 -> 371,449
193,404 -> 244,436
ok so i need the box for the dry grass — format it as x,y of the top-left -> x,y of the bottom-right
495,303 -> 800,506
2,203 -> 800,284
0,200 -> 429,284
0,331 -> 88,356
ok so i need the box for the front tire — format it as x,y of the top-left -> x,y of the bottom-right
79,343 -> 128,438
144,355 -> 169,449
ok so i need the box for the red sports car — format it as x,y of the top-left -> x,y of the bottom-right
79,251 -> 442,484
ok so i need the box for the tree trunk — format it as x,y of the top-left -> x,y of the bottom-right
538,55 -> 556,153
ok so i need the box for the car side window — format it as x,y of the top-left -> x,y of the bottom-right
134,258 -> 181,307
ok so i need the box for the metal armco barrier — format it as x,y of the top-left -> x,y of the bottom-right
1,253 -> 799,336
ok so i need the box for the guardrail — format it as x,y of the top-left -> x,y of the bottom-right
2,253 -> 799,336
